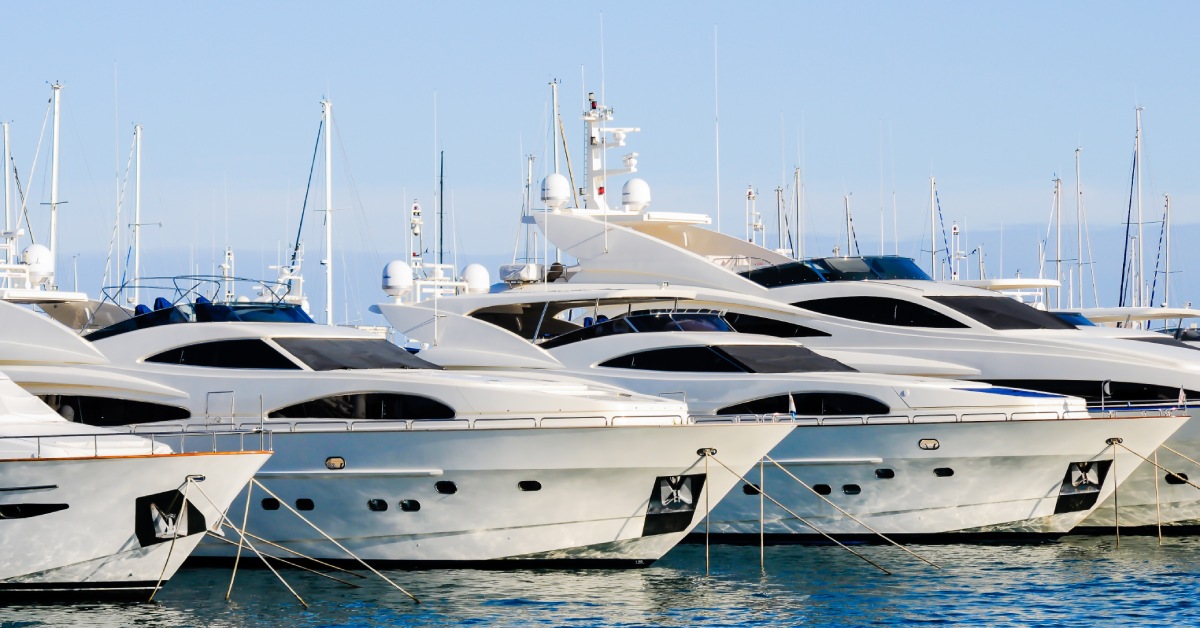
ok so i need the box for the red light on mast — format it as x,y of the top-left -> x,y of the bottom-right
598,186 -> 606,195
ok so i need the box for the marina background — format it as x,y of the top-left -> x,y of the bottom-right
2,2 -> 1199,319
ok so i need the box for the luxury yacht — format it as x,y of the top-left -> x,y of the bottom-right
0,365 -> 267,598
0,294 -> 790,567
378,285 -> 1186,539
391,92 -> 1200,533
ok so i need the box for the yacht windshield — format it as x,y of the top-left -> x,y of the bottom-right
599,344 -> 856,374
539,312 -> 733,349
718,344 -> 857,373
1053,312 -> 1098,327
87,302 -> 315,342
926,296 -> 1076,330
274,338 -> 441,370
740,256 -> 931,287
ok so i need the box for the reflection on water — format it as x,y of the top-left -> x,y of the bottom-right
3,536 -> 1200,626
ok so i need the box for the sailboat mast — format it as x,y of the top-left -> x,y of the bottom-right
1054,176 -> 1062,309
1164,193 -> 1171,307
1135,107 -> 1144,307
133,124 -> 142,306
551,80 -> 560,174
1080,148 -> 1089,309
793,167 -> 802,259
929,177 -> 936,279
321,99 -> 333,326
49,82 -> 62,284
2,121 -> 10,251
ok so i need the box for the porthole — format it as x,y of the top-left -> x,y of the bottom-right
813,484 -> 832,496
325,456 -> 346,470
400,499 -> 421,512
842,484 -> 861,495
261,498 -> 280,511
435,481 -> 458,495
918,439 -> 940,451
1166,472 -> 1190,486
367,499 -> 388,512
742,483 -> 761,496
875,468 -> 895,479
518,480 -> 542,492
934,468 -> 955,478
296,498 -> 315,511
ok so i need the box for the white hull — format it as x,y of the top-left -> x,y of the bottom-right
701,415 -> 1185,538
1079,405 -> 1200,530
0,451 -> 269,597
192,423 -> 791,565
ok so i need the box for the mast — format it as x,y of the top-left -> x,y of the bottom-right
438,150 -> 445,265
929,177 -> 936,279
1054,176 -> 1062,309
1135,107 -> 1144,307
843,194 -> 852,256
551,80 -> 560,174
793,167 -> 802,259
132,124 -> 142,306
1164,193 -> 1171,307
1080,148 -> 1089,309
2,121 -> 10,261
321,99 -> 333,326
49,82 -> 62,284
774,186 -> 784,251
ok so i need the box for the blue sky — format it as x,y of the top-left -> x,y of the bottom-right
3,2 -> 1199,319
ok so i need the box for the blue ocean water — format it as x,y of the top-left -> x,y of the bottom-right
4,536 -> 1200,626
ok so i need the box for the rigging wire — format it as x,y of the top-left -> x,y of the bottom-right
291,120 -> 323,267
1118,149 -> 1137,307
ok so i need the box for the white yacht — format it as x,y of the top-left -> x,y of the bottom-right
0,293 -> 791,567
406,92 -> 1200,533
378,285 -> 1187,539
0,365 -> 267,598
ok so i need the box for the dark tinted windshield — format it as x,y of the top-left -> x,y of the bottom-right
797,296 -> 969,328
1053,312 -> 1098,327
740,256 -> 930,287
718,344 -> 856,373
927,296 -> 1076,330
87,302 -> 315,342
539,313 -> 733,349
274,338 -> 441,370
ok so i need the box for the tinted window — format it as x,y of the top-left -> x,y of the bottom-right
86,302 -> 315,342
739,262 -> 825,287
718,392 -> 889,416
39,395 -> 190,427
269,393 -> 455,420
1125,336 -> 1200,352
539,317 -> 638,349
274,337 -> 440,370
797,296 -> 968,328
980,379 -> 1200,404
146,339 -> 300,369
718,344 -> 856,374
722,312 -> 830,338
1054,312 -> 1098,327
600,346 -> 745,372
928,296 -> 1076,330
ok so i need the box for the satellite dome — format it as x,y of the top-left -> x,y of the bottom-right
541,173 -> 571,210
461,263 -> 490,294
622,178 -> 651,212
382,260 -> 414,298
20,244 -> 53,286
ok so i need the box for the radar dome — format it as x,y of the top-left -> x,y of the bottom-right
541,173 -> 571,210
382,260 -> 414,298
20,244 -> 53,286
461,263 -> 490,294
622,178 -> 651,212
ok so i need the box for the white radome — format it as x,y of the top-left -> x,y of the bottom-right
541,173 -> 571,210
382,260 -> 414,298
622,178 -> 651,212
20,244 -> 53,285
462,263 -> 490,294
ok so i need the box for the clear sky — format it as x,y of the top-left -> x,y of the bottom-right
3,1 -> 1198,319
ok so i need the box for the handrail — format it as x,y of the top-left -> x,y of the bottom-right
691,405 -> 1185,426
0,428 -> 273,459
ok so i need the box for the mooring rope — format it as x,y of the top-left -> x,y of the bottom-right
207,532 -> 362,588
764,455 -> 940,569
699,450 -> 892,575
226,481 -> 254,600
251,479 -> 419,603
189,478 -> 309,608
220,526 -> 367,580
148,476 -> 193,602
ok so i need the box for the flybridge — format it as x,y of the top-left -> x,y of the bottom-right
739,256 -> 933,288
85,300 -> 315,342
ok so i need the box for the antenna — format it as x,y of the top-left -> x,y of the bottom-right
321,98 -> 333,326
49,82 -> 62,285
713,26 -> 722,233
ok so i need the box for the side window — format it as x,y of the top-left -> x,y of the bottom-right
599,347 -> 745,372
39,395 -> 190,427
795,296 -> 967,328
269,393 -> 455,420
718,393 -> 890,416
721,312 -> 830,338
146,339 -> 301,369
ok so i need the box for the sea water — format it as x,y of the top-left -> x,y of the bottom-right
4,536 -> 1199,626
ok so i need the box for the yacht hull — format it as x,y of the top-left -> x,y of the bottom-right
0,451 -> 269,599
190,423 -> 791,565
698,414 -> 1185,540
1078,405 -> 1200,531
